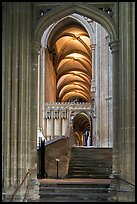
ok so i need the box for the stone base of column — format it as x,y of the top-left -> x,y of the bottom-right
28,178 -> 40,201
3,178 -> 40,202
108,174 -> 135,202
3,186 -> 27,202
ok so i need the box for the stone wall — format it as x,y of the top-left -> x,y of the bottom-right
44,136 -> 75,178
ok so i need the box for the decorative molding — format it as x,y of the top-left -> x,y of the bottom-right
44,102 -> 95,119
33,2 -> 118,43
32,2 -> 116,25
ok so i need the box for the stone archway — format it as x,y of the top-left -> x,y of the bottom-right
73,112 -> 92,147
31,1 -> 120,194
33,2 -> 117,42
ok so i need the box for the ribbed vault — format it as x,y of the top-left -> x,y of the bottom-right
48,17 -> 92,102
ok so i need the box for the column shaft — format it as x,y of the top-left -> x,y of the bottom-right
3,2 -> 12,188
62,119 -> 68,135
54,119 -> 62,136
47,118 -> 54,137
10,3 -> 19,186
109,40 -> 120,173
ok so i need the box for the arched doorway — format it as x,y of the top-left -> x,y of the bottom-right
73,112 -> 92,146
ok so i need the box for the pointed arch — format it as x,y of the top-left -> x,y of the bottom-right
33,2 -> 118,44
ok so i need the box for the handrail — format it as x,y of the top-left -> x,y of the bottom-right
10,169 -> 31,202
112,173 -> 135,187
23,171 -> 31,202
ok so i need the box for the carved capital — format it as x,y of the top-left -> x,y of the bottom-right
45,110 -> 51,119
60,110 -> 68,119
53,110 -> 59,119
31,41 -> 41,54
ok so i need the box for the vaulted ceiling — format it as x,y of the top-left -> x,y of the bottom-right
48,17 -> 92,102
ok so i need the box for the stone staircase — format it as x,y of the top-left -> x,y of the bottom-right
67,146 -> 112,179
38,181 -> 111,202
35,146 -> 112,202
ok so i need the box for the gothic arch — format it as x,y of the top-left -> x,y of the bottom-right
41,13 -> 95,48
73,111 -> 92,146
33,2 -> 118,44
31,1 -> 120,180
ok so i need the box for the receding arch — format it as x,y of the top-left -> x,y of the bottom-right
41,13 -> 95,47
73,112 -> 92,146
33,2 -> 118,44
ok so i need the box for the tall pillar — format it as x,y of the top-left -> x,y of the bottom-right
105,36 -> 113,147
41,47 -> 46,134
30,41 -> 41,201
109,40 -> 120,175
118,2 -> 135,189
90,43 -> 96,100
2,2 -> 12,193
90,43 -> 96,146
94,24 -> 101,147
37,52 -> 40,130
3,2 -> 32,201
38,47 -> 46,137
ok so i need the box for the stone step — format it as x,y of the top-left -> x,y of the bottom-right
70,157 -> 112,161
38,183 -> 110,202
69,166 -> 111,170
39,193 -> 110,202
66,174 -> 110,179
71,152 -> 112,155
69,161 -> 111,168
40,182 -> 109,187
69,156 -> 112,160
40,181 -> 110,187
69,166 -> 111,169
71,153 -> 112,156
40,187 -> 109,194
68,171 -> 111,175
71,149 -> 112,153
67,147 -> 112,179
68,167 -> 111,171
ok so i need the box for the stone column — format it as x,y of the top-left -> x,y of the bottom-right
37,51 -> 40,129
47,118 -> 54,138
109,40 -> 120,175
2,2 -> 13,194
38,47 -> 47,137
29,41 -> 41,201
62,119 -> 68,135
90,43 -> 96,84
94,24 -> 101,147
105,36 -> 113,147
90,43 -> 96,102
54,118 -> 62,136
2,3 -> 6,195
41,47 -> 46,134
118,2 -> 135,189
3,2 -> 32,201
90,43 -> 96,146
